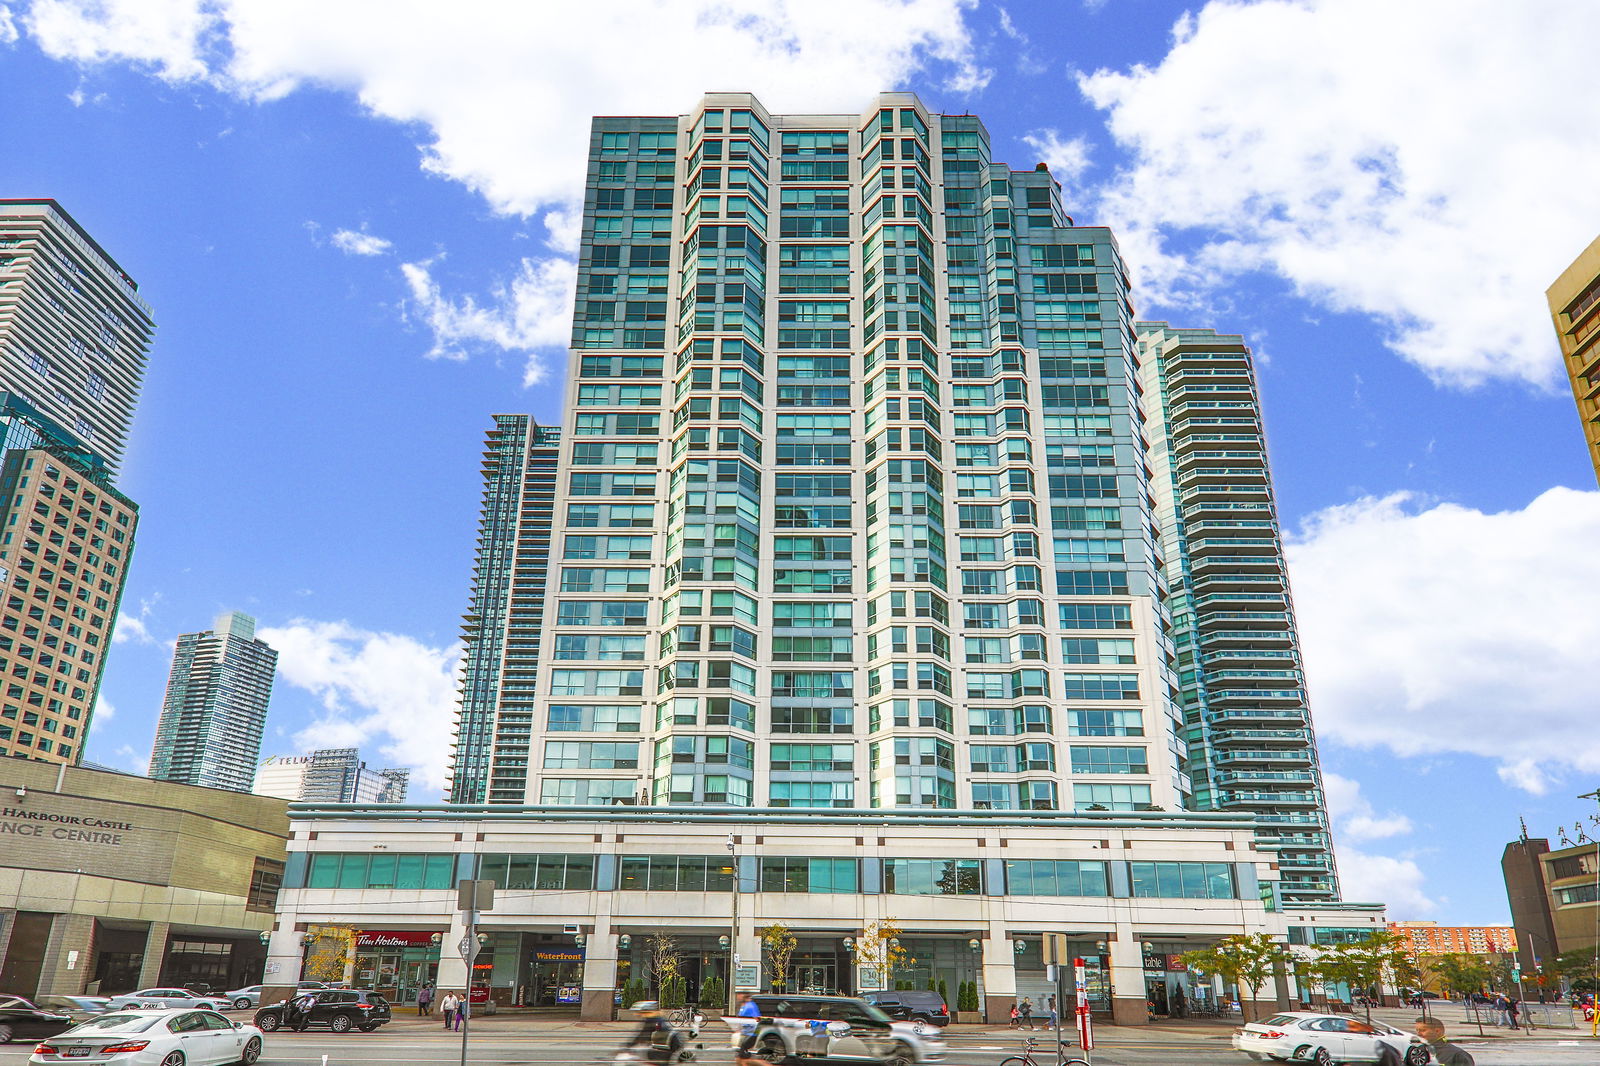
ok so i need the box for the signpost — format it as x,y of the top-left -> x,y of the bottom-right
456,879 -> 494,1066
1074,956 -> 1094,1058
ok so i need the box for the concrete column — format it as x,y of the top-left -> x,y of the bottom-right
0,909 -> 17,977
979,922 -> 1016,1024
137,922 -> 171,989
1273,958 -> 1292,1010
434,911 -> 471,995
37,913 -> 95,995
581,922 -> 617,1022
1106,930 -> 1148,1026
261,922 -> 305,1007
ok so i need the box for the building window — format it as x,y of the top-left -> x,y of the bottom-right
246,857 -> 284,912
884,858 -> 982,896
480,853 -> 596,891
758,857 -> 858,893
619,855 -> 736,891
306,853 -> 455,890
1129,862 -> 1236,900
1004,860 -> 1109,897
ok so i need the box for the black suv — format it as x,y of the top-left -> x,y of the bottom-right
861,991 -> 949,1027
255,989 -> 391,1033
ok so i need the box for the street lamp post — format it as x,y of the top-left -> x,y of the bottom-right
727,834 -> 740,1016
968,938 -> 983,1022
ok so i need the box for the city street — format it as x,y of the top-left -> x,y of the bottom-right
4,1025 -> 1597,1066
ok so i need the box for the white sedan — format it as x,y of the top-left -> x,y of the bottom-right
30,1009 -> 263,1066
102,991 -> 232,1014
1232,1012 -> 1430,1065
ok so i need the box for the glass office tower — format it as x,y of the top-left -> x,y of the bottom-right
1139,324 -> 1338,902
480,92 -> 1197,815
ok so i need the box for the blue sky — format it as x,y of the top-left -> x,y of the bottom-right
4,0 -> 1599,929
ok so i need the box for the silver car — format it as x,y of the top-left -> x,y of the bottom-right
103,988 -> 233,1013
744,995 -> 946,1066
223,986 -> 262,1010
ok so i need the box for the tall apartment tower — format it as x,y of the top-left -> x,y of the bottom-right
0,200 -> 152,766
149,611 -> 278,792
0,200 -> 153,471
449,417 -> 562,803
456,93 -> 1198,816
1139,324 -> 1337,902
1548,232 -> 1600,485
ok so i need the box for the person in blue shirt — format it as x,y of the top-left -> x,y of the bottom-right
734,992 -> 762,1064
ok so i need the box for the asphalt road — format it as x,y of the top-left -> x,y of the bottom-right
4,1030 -> 1597,1065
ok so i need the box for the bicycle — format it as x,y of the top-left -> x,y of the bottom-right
997,1036 -> 1089,1066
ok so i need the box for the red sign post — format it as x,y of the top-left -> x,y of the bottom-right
1074,957 -> 1094,1053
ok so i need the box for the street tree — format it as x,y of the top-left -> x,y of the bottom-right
854,918 -> 915,990
303,925 -> 355,984
760,923 -> 799,992
1430,953 -> 1493,1035
1311,931 -> 1410,1022
1179,933 -> 1285,1023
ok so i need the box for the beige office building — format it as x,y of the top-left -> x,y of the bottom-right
0,758 -> 289,997
1549,233 -> 1600,484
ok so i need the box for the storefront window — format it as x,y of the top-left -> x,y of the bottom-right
1129,862 -> 1235,899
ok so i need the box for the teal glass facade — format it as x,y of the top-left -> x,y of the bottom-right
1139,324 -> 1338,902
495,92 -> 1190,816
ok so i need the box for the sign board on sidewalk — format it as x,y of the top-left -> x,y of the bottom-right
457,878 -> 496,911
857,965 -> 883,992
735,963 -> 761,992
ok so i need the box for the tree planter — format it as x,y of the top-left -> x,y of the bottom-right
955,1012 -> 983,1024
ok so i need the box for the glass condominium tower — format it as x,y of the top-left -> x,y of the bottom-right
465,92 -> 1203,817
1139,324 -> 1338,903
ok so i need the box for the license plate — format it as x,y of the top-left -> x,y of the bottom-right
64,1048 -> 92,1057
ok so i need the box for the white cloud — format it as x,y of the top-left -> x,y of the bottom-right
0,4 -> 19,44
1338,849 -> 1436,918
400,255 -> 577,386
26,0 -> 215,80
1323,773 -> 1411,843
112,593 -> 164,645
258,619 -> 462,795
1287,486 -> 1600,789
1077,0 -> 1600,387
19,0 -> 985,376
92,694 -> 115,722
329,227 -> 392,257
1022,129 -> 1092,182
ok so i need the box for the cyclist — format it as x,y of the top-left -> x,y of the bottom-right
625,1002 -> 684,1064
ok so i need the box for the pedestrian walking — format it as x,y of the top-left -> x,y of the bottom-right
1416,1018 -> 1474,1065
440,990 -> 459,1029
1019,997 -> 1033,1029
455,992 -> 469,1032
1046,994 -> 1057,1029
417,983 -> 433,1016
1506,997 -> 1520,1030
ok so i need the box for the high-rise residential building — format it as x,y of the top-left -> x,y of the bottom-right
1139,325 -> 1337,903
255,748 -> 411,804
0,198 -> 151,768
449,417 -> 561,804
149,611 -> 278,792
274,94 -> 1381,1024
462,92 -> 1195,818
0,393 -> 138,765
0,200 -> 154,472
1549,233 -> 1600,485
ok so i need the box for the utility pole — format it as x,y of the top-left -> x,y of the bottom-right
1580,790 -> 1600,1038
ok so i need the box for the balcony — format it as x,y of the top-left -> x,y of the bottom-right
1217,789 -> 1322,807
1207,706 -> 1309,728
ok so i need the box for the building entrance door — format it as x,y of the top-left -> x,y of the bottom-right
530,956 -> 584,1007
789,956 -> 837,995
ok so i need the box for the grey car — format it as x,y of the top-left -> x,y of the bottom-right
104,987 -> 233,1012
224,985 -> 263,1010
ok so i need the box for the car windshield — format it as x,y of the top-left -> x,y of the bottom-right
0,996 -> 36,1009
71,1015 -> 164,1032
